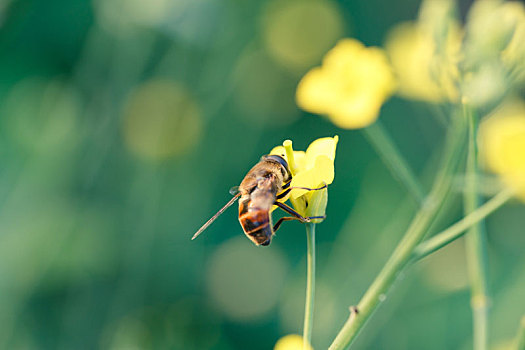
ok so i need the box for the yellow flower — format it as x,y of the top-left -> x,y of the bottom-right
296,39 -> 395,129
270,136 -> 338,222
478,99 -> 525,200
274,334 -> 313,350
384,21 -> 461,102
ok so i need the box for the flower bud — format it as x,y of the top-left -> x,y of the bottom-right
464,0 -> 523,65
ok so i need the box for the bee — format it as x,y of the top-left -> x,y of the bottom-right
191,154 -> 325,246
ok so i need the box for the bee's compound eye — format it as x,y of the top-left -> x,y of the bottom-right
265,155 -> 290,176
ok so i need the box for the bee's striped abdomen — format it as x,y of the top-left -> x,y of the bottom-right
238,196 -> 273,246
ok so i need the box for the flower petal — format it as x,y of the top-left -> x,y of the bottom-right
291,155 -> 334,199
478,101 -> 525,175
478,99 -> 525,202
296,67 -> 334,114
304,135 -> 338,173
305,135 -> 338,162
290,168 -> 317,199
329,95 -> 382,129
293,151 -> 307,172
323,38 -> 365,73
270,145 -> 286,157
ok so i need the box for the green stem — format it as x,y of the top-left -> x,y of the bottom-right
463,103 -> 490,350
412,187 -> 514,260
363,121 -> 426,204
303,223 -> 316,348
330,116 -> 467,350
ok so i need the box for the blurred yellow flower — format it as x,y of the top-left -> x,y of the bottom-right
478,99 -> 525,200
296,39 -> 395,129
270,136 -> 338,221
274,334 -> 313,350
385,21 -> 460,102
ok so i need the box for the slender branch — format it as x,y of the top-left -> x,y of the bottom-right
463,103 -> 490,350
329,117 -> 467,350
303,223 -> 316,348
412,187 -> 514,260
363,121 -> 426,204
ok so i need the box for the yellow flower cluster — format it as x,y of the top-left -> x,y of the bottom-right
296,39 -> 395,129
271,136 -> 338,221
384,0 -> 525,107
478,99 -> 525,200
384,21 -> 461,102
295,0 -> 525,125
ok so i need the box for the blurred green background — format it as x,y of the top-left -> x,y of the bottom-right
0,0 -> 523,349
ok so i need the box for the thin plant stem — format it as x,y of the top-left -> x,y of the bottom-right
412,187 -> 514,260
363,121 -> 426,204
329,116 -> 467,350
303,223 -> 316,348
463,103 -> 490,350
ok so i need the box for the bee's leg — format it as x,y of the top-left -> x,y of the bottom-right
275,201 -> 327,220
276,184 -> 327,201
289,184 -> 328,191
273,217 -> 299,233
273,215 -> 326,233
274,202 -> 310,222
308,216 -> 326,220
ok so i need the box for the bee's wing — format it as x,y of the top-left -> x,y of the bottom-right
229,186 -> 240,195
191,192 -> 241,240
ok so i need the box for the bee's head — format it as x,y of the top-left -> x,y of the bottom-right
262,154 -> 291,180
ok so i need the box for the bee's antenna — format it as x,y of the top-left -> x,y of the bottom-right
191,192 -> 241,240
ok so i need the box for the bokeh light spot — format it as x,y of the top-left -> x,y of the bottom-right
421,239 -> 469,292
122,79 -> 202,160
3,77 -> 80,154
233,48 -> 300,126
94,0 -> 171,34
206,237 -> 288,321
279,278 -> 336,337
103,315 -> 151,350
101,300 -> 220,350
262,0 -> 344,72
